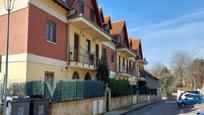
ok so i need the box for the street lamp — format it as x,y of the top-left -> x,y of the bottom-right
3,0 -> 15,115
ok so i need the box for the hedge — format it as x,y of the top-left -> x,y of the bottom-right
108,78 -> 131,97
3,80 -> 105,102
52,80 -> 105,101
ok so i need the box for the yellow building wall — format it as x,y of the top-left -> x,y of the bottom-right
0,60 -> 67,85
116,52 -> 132,80
118,75 -> 128,80
69,25 -> 102,58
68,24 -> 103,79
26,61 -> 67,82
67,68 -> 96,80
0,62 -> 27,84
29,0 -> 68,22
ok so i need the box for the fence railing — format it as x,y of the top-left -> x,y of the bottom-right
1,80 -> 105,102
117,66 -> 132,75
69,46 -> 98,67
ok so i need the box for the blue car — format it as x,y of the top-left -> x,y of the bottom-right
197,112 -> 204,115
177,94 -> 204,107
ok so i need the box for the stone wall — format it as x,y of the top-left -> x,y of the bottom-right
51,97 -> 105,115
138,95 -> 157,104
110,96 -> 132,111
50,94 -> 159,115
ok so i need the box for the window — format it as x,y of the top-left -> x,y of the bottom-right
122,58 -> 125,67
86,39 -> 91,54
72,72 -> 79,79
111,52 -> 114,63
45,72 -> 54,87
46,21 -> 56,43
0,55 -> 2,72
85,73 -> 91,80
119,56 -> 121,70
102,48 -> 107,59
90,9 -> 95,21
129,61 -> 132,70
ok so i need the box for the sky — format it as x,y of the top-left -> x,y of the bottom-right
98,0 -> 204,68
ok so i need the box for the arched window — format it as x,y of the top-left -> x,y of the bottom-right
84,73 -> 91,80
72,72 -> 79,79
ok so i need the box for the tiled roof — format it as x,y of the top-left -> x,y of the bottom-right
53,0 -> 72,10
110,21 -> 125,36
145,70 -> 160,81
131,39 -> 141,50
104,16 -> 110,24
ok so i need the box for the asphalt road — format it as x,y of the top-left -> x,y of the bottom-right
125,101 -> 204,115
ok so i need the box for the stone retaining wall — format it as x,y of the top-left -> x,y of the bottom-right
50,95 -> 158,115
51,97 -> 105,115
110,95 -> 132,111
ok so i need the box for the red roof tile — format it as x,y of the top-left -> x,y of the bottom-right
131,39 -> 141,50
104,16 -> 110,24
110,21 -> 125,36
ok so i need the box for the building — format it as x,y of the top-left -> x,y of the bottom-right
130,38 -> 148,86
0,0 -> 70,85
0,0 -> 155,88
0,0 -> 119,86
110,21 -> 136,81
145,70 -> 161,97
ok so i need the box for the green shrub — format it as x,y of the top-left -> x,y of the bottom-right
108,78 -> 131,97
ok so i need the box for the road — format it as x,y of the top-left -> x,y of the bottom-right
125,101 -> 204,115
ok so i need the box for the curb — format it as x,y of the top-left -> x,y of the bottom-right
103,100 -> 162,115
123,100 -> 162,114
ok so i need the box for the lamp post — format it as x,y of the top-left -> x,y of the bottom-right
3,0 -> 15,115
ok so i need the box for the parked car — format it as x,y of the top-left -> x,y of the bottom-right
178,91 -> 202,100
177,94 -> 204,107
197,112 -> 204,115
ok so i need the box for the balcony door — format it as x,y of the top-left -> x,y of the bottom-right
95,44 -> 99,66
74,33 -> 79,61
86,39 -> 91,54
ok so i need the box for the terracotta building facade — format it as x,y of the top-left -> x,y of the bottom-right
0,0 -> 150,86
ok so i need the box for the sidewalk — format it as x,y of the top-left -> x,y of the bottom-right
103,100 -> 162,115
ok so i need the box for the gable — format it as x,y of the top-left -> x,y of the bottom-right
83,0 -> 102,27
131,39 -> 143,59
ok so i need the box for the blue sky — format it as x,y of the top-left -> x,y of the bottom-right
98,0 -> 204,68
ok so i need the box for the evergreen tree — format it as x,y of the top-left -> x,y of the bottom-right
96,57 -> 109,83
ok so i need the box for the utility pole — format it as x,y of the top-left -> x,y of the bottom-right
3,0 -> 15,115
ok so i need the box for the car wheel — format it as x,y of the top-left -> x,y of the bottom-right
180,103 -> 185,108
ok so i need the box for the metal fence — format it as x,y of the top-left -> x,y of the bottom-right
2,80 -> 105,102
52,80 -> 105,101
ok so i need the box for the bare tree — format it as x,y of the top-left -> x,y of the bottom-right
151,62 -> 166,79
170,50 -> 193,87
188,59 -> 204,89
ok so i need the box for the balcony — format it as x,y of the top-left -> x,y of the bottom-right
117,66 -> 132,78
116,45 -> 136,58
136,69 -> 146,81
69,46 -> 98,70
68,16 -> 112,42
67,2 -> 112,42
136,57 -> 148,65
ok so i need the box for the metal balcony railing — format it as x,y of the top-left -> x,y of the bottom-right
69,46 -> 98,68
139,70 -> 146,77
117,66 -> 133,76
